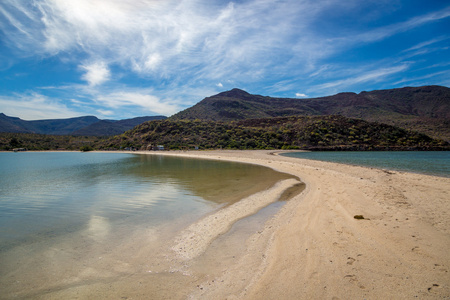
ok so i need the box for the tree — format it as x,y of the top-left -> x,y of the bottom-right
9,137 -> 20,148
80,145 -> 93,152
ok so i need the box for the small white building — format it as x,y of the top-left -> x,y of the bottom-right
147,144 -> 165,151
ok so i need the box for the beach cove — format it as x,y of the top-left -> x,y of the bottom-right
1,150 -> 449,299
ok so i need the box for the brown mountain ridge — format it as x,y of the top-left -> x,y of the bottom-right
171,85 -> 450,141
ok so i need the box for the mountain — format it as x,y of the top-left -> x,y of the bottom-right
0,113 -> 166,136
171,86 -> 450,141
0,114 -> 100,135
71,116 -> 167,136
108,115 -> 448,151
0,113 -> 30,133
2,114 -> 447,151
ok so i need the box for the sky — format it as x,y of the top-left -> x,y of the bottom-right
0,0 -> 449,120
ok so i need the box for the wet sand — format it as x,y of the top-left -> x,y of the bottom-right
139,149 -> 450,299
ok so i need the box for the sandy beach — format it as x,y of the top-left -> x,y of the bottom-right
136,149 -> 450,299
2,149 -> 448,299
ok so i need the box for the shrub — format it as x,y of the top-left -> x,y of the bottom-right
80,145 -> 93,152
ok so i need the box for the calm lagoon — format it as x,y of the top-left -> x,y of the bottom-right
0,152 -> 292,298
282,151 -> 450,177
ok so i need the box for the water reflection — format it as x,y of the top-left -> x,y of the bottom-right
85,216 -> 111,241
0,152 -> 294,250
0,152 -> 298,299
126,154 -> 294,204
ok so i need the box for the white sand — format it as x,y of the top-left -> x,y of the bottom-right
140,150 -> 450,299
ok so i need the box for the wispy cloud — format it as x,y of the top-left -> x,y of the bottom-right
391,70 -> 449,86
348,6 -> 450,44
96,109 -> 114,117
0,0 -> 327,81
0,0 -> 448,119
2,1 -> 448,82
312,65 -> 410,94
0,92 -> 80,120
95,90 -> 180,117
403,36 -> 449,52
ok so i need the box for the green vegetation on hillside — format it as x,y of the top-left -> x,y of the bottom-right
0,133 -> 106,151
108,115 -> 448,151
1,115 -> 448,151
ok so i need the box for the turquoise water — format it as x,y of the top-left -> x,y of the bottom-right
281,151 -> 450,177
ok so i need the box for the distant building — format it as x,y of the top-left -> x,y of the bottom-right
147,144 -> 165,151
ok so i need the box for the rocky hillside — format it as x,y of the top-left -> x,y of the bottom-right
107,115 -> 448,151
171,86 -> 450,141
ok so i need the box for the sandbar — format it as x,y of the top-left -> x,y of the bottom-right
136,149 -> 450,299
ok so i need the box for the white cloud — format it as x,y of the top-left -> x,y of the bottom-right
403,36 -> 449,52
95,91 -> 180,116
3,1 -> 447,81
312,64 -> 409,93
3,1 -> 449,76
96,109 -> 114,117
0,0 -> 331,81
391,70 -> 448,86
80,61 -> 110,86
340,6 -> 450,45
144,53 -> 162,71
295,93 -> 308,97
70,98 -> 90,106
309,65 -> 330,78
1,0 -> 449,117
0,93 -> 80,120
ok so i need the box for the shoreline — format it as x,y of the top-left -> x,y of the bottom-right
1,150 -> 448,298
133,149 -> 449,299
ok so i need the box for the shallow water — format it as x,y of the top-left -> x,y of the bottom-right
282,151 -> 450,177
0,152 -> 294,298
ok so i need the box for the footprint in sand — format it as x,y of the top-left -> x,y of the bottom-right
427,283 -> 440,292
344,274 -> 357,281
347,257 -> 356,265
344,274 -> 365,289
411,246 -> 423,254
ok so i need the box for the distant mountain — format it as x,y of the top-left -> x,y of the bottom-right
0,113 -> 166,136
171,86 -> 450,141
0,114 -> 100,135
0,113 -> 30,133
71,116 -> 167,136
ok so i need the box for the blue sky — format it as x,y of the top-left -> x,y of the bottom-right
0,0 -> 449,120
